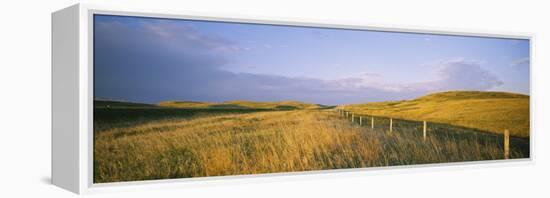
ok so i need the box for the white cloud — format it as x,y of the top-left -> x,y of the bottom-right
430,59 -> 503,91
329,59 -> 503,93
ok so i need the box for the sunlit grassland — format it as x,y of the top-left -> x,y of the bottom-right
342,91 -> 530,137
94,109 -> 528,183
158,100 -> 324,110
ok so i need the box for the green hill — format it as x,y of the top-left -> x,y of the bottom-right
341,91 -> 530,137
94,100 -> 157,108
158,100 -> 322,110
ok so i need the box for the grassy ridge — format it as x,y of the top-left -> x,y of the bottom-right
94,109 -> 528,183
159,100 -> 324,110
93,99 -> 315,131
341,91 -> 530,137
94,100 -> 157,108
94,107 -> 272,132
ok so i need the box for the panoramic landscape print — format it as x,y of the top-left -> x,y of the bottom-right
93,14 -> 530,183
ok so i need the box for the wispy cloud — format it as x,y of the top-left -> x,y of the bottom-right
138,20 -> 249,53
94,16 -> 516,105
511,57 -> 530,68
96,20 -> 506,105
431,59 -> 503,90
330,59 -> 503,94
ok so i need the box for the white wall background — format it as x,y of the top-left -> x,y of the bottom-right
0,0 -> 548,197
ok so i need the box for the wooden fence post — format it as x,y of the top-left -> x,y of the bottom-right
389,118 -> 393,132
359,116 -> 362,126
423,121 -> 427,141
351,113 -> 354,123
504,129 -> 510,159
371,117 -> 374,129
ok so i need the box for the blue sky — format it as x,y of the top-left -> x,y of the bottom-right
94,15 -> 530,105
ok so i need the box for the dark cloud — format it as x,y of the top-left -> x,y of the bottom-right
94,18 -> 344,104
94,17 -> 505,105
94,17 -> 236,102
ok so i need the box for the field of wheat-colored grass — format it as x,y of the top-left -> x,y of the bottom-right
158,100 -> 323,110
94,109 -> 527,183
342,91 -> 530,137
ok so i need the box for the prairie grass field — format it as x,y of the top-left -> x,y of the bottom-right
344,91 -> 530,137
90,14 -> 532,186
94,106 -> 271,131
94,102 -> 530,183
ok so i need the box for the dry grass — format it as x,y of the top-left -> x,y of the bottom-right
342,91 -> 530,137
94,109 -> 526,183
158,100 -> 322,109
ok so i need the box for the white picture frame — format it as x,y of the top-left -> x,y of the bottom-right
52,3 -> 534,194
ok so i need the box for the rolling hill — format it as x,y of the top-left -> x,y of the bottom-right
94,100 -> 157,108
158,100 -> 324,110
341,91 -> 530,137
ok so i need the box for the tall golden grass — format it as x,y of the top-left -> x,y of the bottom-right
342,91 -> 530,137
158,100 -> 322,109
94,109 -> 524,183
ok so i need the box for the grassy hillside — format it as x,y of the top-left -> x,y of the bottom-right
94,99 -> 323,131
94,109 -> 528,183
341,91 -> 530,137
94,100 -> 273,131
94,100 -> 157,108
159,100 -> 323,110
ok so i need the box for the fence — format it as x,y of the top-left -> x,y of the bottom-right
336,109 -> 510,159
